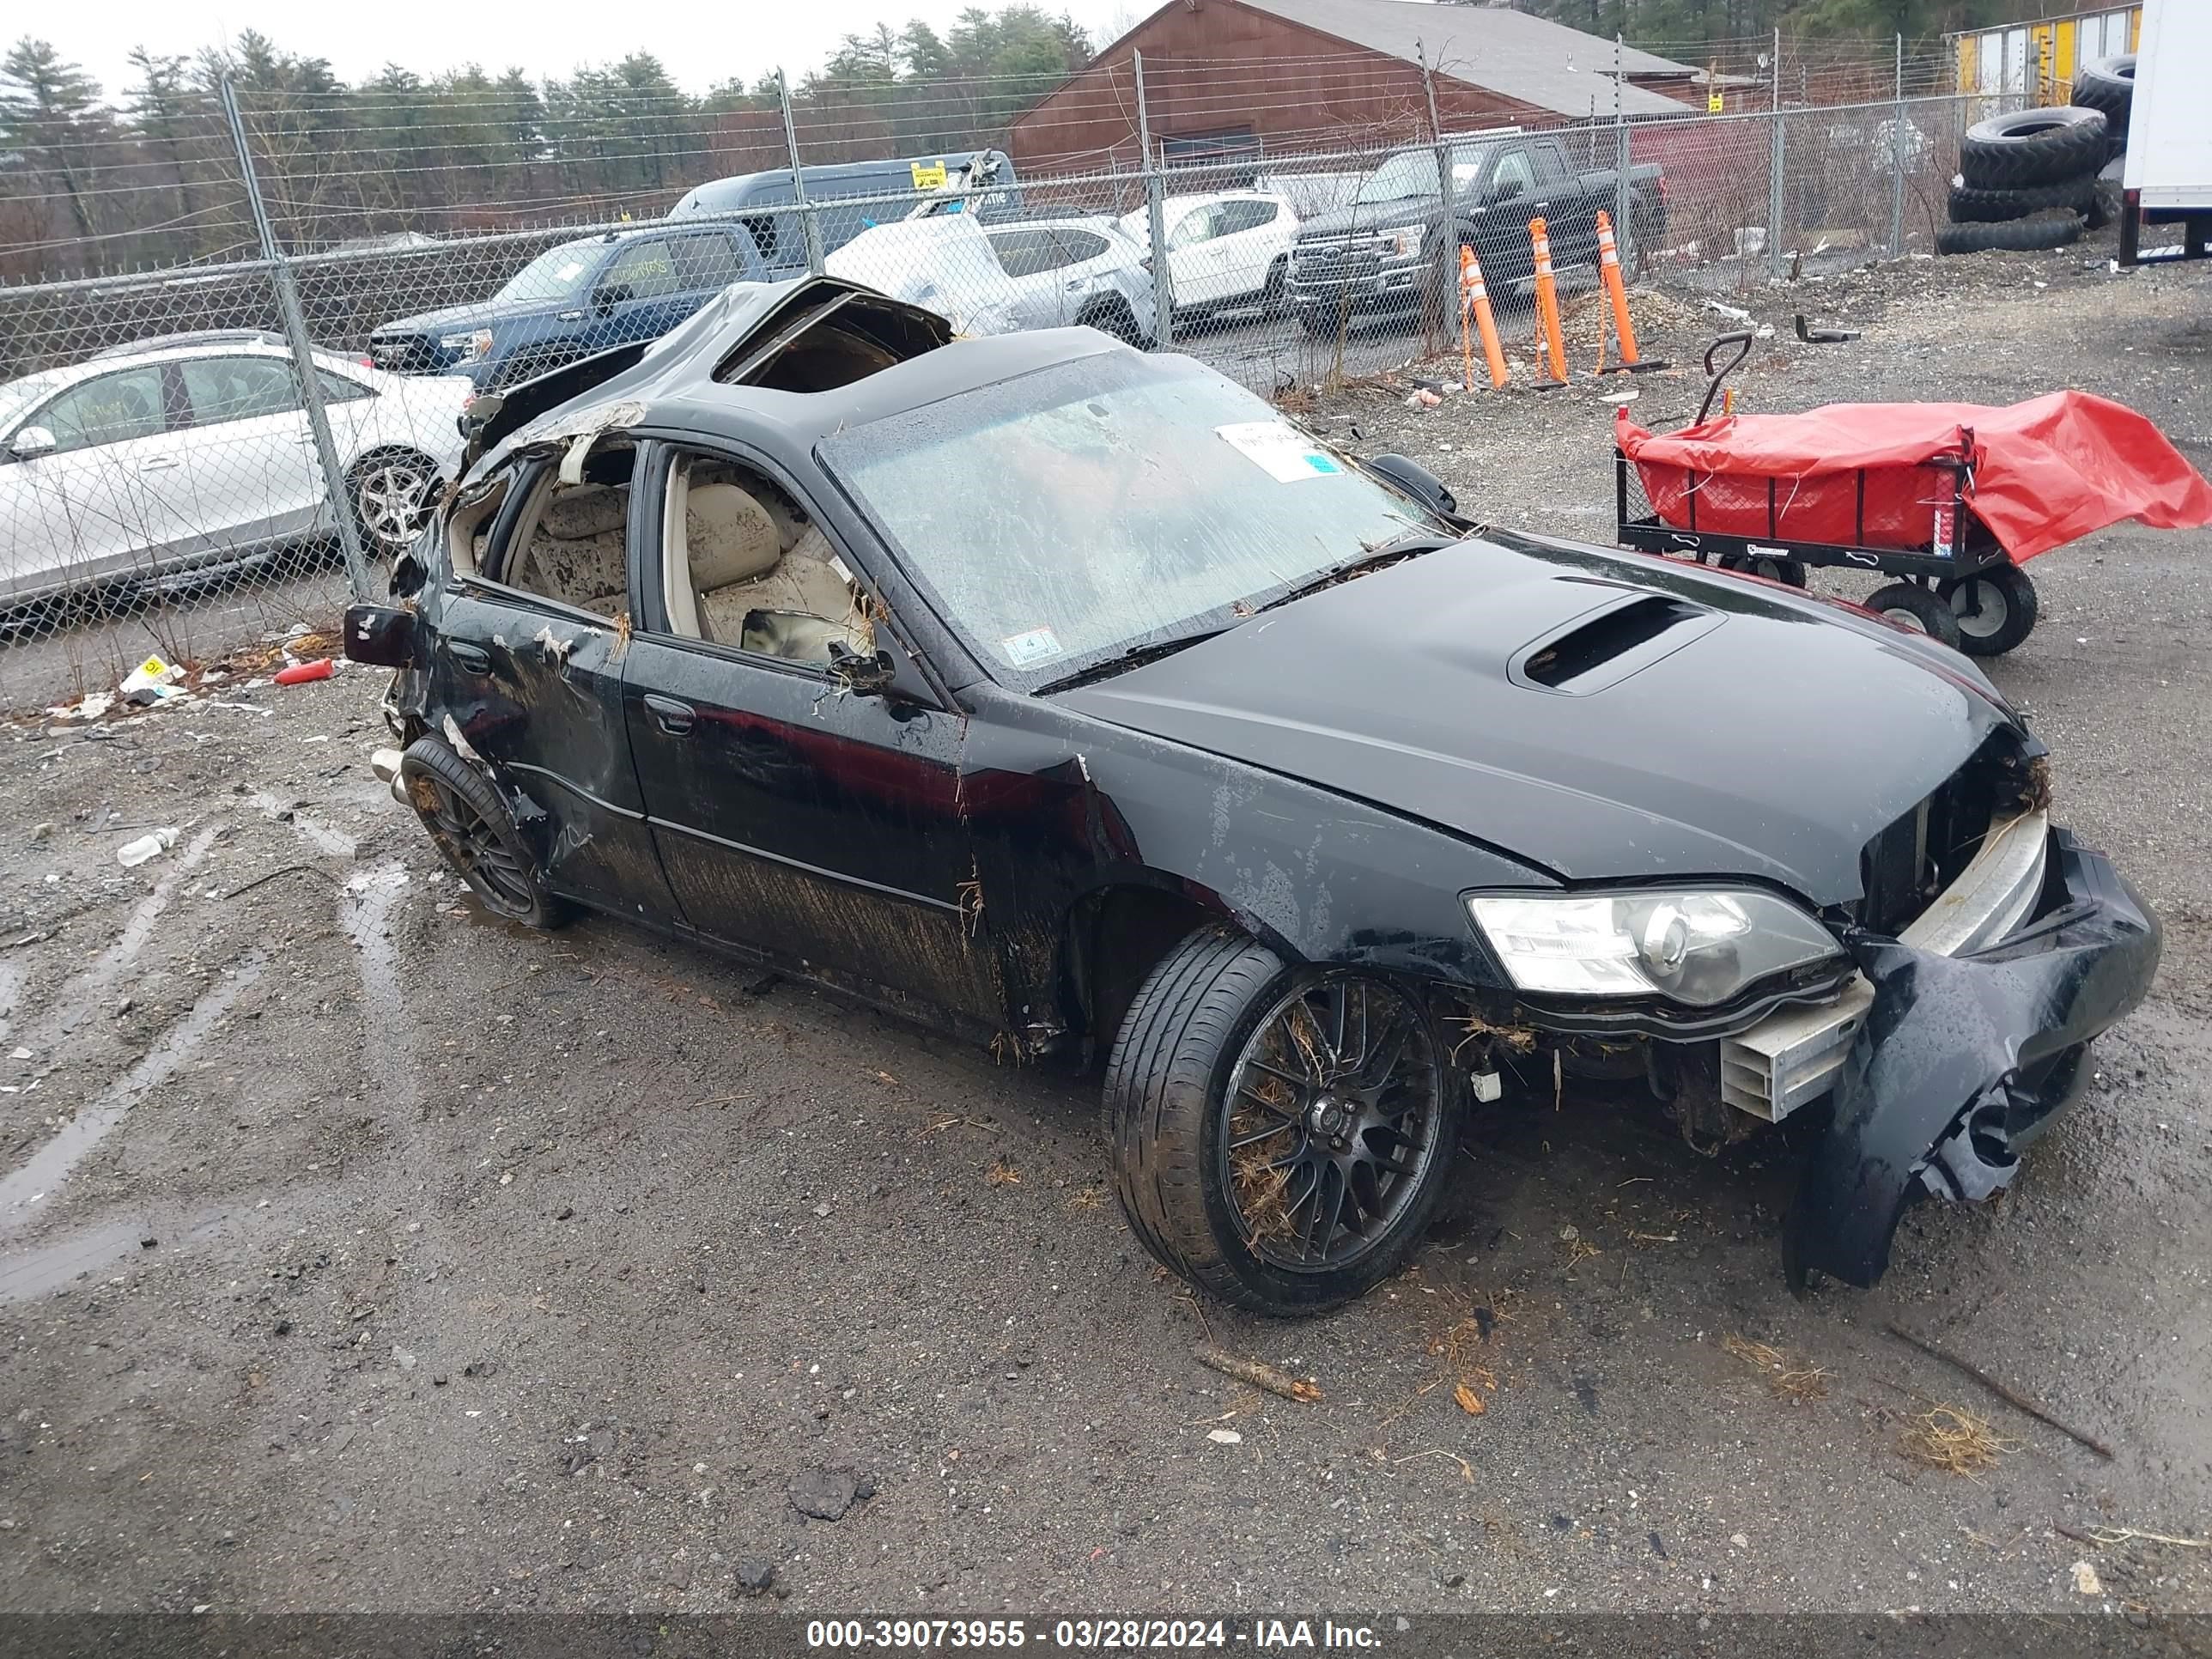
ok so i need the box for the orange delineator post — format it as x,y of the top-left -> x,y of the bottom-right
1528,217 -> 1569,386
1459,245 -> 1509,390
1595,210 -> 1643,368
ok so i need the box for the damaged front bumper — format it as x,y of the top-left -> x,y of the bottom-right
1783,828 -> 2160,1289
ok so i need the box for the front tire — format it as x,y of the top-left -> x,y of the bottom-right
1864,580 -> 1964,649
400,736 -> 572,930
1103,927 -> 1459,1316
1938,563 -> 2039,656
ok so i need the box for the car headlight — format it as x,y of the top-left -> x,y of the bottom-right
1467,889 -> 1844,1006
1381,223 -> 1427,258
439,329 -> 494,361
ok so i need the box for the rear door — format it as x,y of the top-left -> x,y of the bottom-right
619,440 -> 1001,1017
1165,201 -> 1230,305
586,231 -> 744,353
434,441 -> 674,916
169,354 -> 323,551
1213,196 -> 1290,301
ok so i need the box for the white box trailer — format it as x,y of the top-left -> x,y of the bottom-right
2120,0 -> 2212,263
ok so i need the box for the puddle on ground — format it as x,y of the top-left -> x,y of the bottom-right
0,1203 -> 262,1304
341,865 -> 415,1115
0,952 -> 266,1231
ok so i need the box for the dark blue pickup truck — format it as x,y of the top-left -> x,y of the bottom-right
368,223 -> 769,392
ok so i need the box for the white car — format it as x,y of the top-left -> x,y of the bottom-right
828,210 -> 1158,346
1115,191 -> 1299,316
0,339 -> 473,608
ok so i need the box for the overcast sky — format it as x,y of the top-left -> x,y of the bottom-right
48,0 -> 1158,102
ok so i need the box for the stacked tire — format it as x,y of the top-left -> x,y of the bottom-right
1939,97 -> 2112,255
2073,54 -> 2136,227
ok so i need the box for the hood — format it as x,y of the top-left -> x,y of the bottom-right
372,294 -> 569,337
1054,532 -> 2015,906
1297,197 -> 1439,239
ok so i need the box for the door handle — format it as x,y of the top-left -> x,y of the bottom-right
138,455 -> 181,471
644,693 -> 695,736
447,641 -> 492,673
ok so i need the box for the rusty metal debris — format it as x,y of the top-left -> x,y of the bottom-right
1192,1344 -> 1322,1404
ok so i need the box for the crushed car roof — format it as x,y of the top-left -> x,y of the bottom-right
469,276 -> 1120,473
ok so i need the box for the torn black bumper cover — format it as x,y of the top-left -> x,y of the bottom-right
1784,830 -> 2160,1289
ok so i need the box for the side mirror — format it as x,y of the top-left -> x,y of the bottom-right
344,601 -> 424,668
1364,453 -> 1460,520
826,639 -> 896,697
9,426 -> 57,461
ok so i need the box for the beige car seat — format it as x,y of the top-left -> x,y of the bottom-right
684,481 -> 866,661
507,483 -> 629,616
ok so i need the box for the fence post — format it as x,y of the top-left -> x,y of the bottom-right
219,75 -> 374,602
1767,27 -> 1786,282
1613,33 -> 1632,269
1890,34 -> 1909,258
1133,52 -> 1173,347
777,69 -> 824,276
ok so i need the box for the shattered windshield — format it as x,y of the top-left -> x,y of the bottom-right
819,355 -> 1438,684
494,242 -> 600,305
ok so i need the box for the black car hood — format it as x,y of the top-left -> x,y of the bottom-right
1054,532 -> 2016,906
1297,197 -> 1440,238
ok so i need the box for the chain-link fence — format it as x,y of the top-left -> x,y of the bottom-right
0,54 -> 2076,707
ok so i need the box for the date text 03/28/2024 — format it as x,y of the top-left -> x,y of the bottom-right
805,1620 -> 1386,1650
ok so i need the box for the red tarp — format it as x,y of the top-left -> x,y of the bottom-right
1619,391 -> 2212,562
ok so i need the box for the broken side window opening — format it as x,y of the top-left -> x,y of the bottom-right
445,471 -> 514,579
659,449 -> 874,665
495,441 -> 637,619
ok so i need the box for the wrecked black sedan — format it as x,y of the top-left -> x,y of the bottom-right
348,276 -> 2159,1315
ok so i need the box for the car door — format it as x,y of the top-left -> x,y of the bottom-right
984,227 -> 1073,331
1165,201 -> 1230,305
168,354 -> 324,554
1048,228 -> 1124,324
1470,148 -> 1541,284
0,366 -> 182,598
618,440 -> 1000,1017
586,232 -> 738,354
1532,140 -> 1600,264
1212,197 -> 1288,301
432,442 -> 675,916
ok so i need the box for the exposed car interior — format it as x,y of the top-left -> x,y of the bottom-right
497,441 -> 635,617
662,452 -> 870,663
713,289 -> 949,391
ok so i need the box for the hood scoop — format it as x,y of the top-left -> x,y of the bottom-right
1513,593 -> 1722,696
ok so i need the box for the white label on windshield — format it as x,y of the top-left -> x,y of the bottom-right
1000,626 -> 1064,667
1215,421 -> 1342,483
556,261 -> 586,282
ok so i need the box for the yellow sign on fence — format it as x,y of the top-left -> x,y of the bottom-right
910,160 -> 948,190
1707,90 -> 1724,112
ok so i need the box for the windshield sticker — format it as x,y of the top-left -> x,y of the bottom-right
1000,626 -> 1064,668
555,261 -> 586,283
1215,421 -> 1342,483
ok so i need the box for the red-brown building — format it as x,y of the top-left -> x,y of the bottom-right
1009,0 -> 1703,175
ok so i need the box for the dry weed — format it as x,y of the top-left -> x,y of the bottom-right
1899,1405 -> 2016,1474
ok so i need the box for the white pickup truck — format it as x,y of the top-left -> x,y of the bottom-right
2120,0 -> 2212,264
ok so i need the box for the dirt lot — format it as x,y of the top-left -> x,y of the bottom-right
1,242 -> 2209,1621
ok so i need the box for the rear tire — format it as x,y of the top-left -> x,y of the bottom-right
1937,563 -> 2039,657
1960,106 -> 2109,191
1936,214 -> 2085,255
400,736 -> 573,930
1947,175 -> 2099,225
1103,927 -> 1459,1316
1079,297 -> 1147,348
1865,581 -> 1964,649
1720,552 -> 1808,587
347,447 -> 439,557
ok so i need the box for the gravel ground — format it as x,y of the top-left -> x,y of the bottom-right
0,241 -> 2209,1623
